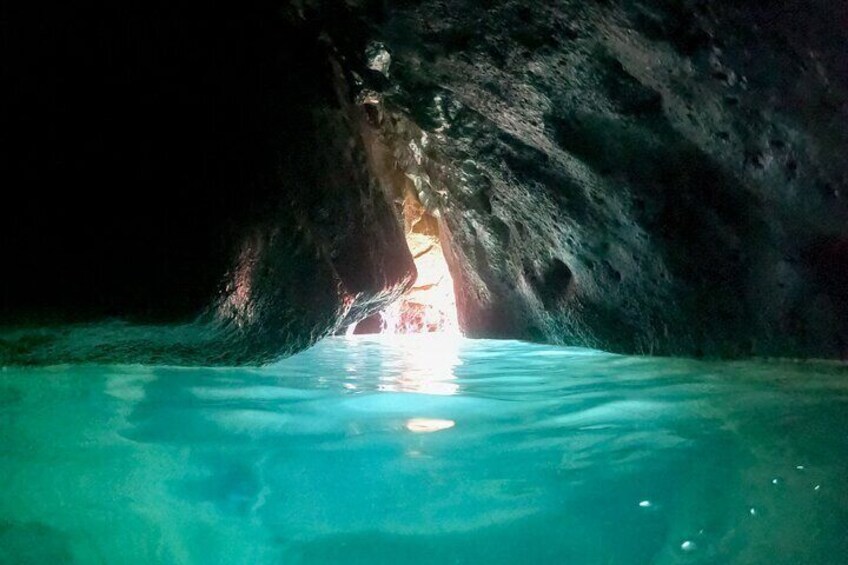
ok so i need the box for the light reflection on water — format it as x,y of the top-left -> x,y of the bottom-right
1,335 -> 847,564
374,333 -> 461,396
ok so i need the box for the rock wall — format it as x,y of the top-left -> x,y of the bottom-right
3,1 -> 847,363
329,0 -> 848,358
1,4 -> 414,364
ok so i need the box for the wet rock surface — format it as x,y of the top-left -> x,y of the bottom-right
322,0 -> 848,358
1,4 -> 414,365
3,1 -> 848,362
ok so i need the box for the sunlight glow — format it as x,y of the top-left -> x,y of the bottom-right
381,232 -> 459,336
405,418 -> 455,433
378,333 -> 462,396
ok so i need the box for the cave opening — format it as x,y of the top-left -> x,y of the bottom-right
349,189 -> 459,336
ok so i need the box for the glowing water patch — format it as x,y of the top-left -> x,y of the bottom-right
377,333 -> 461,396
405,418 -> 455,433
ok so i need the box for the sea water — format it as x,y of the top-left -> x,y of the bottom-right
1,335 -> 846,564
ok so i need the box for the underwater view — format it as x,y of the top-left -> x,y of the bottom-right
1,334 -> 846,564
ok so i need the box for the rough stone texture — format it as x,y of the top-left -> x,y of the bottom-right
324,0 -> 848,358
3,1 -> 848,363
1,4 -> 414,365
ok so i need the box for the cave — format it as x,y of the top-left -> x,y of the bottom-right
350,189 -> 459,336
2,1 -> 848,562
3,1 -> 847,364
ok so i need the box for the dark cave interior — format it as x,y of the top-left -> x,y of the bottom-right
2,0 -> 848,364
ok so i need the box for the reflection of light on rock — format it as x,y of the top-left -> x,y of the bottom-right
365,41 -> 391,76
381,232 -> 459,335
218,234 -> 263,327
406,418 -> 455,433
346,185 -> 460,337
379,334 -> 461,395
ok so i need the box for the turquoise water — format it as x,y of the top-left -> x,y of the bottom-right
1,335 -> 847,564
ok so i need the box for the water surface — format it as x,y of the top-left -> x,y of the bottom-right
1,335 -> 847,563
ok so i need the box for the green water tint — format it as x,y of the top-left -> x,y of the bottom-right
1,335 -> 846,564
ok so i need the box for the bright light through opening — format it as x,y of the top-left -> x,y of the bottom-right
381,231 -> 459,336
347,193 -> 460,337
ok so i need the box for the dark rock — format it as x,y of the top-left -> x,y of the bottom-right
4,0 -> 848,362
353,313 -> 384,335
1,3 -> 414,365
325,0 -> 848,358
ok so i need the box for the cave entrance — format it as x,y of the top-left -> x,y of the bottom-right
351,189 -> 459,336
